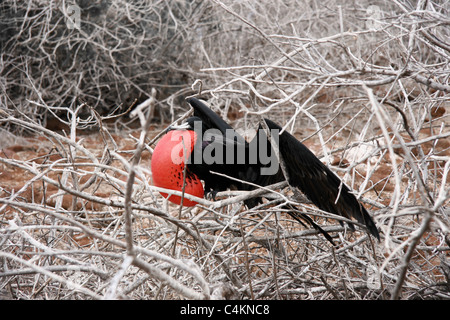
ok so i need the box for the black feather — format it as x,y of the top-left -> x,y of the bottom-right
184,97 -> 380,242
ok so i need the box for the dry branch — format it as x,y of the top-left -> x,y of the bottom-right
1,0 -> 449,300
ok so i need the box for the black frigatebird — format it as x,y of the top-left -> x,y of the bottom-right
151,97 -> 380,244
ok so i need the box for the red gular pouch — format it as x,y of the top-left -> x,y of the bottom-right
151,130 -> 204,206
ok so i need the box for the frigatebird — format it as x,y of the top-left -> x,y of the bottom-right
151,97 -> 380,243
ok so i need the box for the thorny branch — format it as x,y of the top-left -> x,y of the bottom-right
1,0 -> 449,300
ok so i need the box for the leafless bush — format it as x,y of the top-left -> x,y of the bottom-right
0,0 -> 216,127
1,0 -> 449,300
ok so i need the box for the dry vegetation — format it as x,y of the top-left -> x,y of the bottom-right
0,0 -> 449,300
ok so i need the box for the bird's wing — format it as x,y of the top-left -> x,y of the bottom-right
263,119 -> 379,240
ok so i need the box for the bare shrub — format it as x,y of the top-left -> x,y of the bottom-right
1,0 -> 449,300
0,0 -> 217,127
